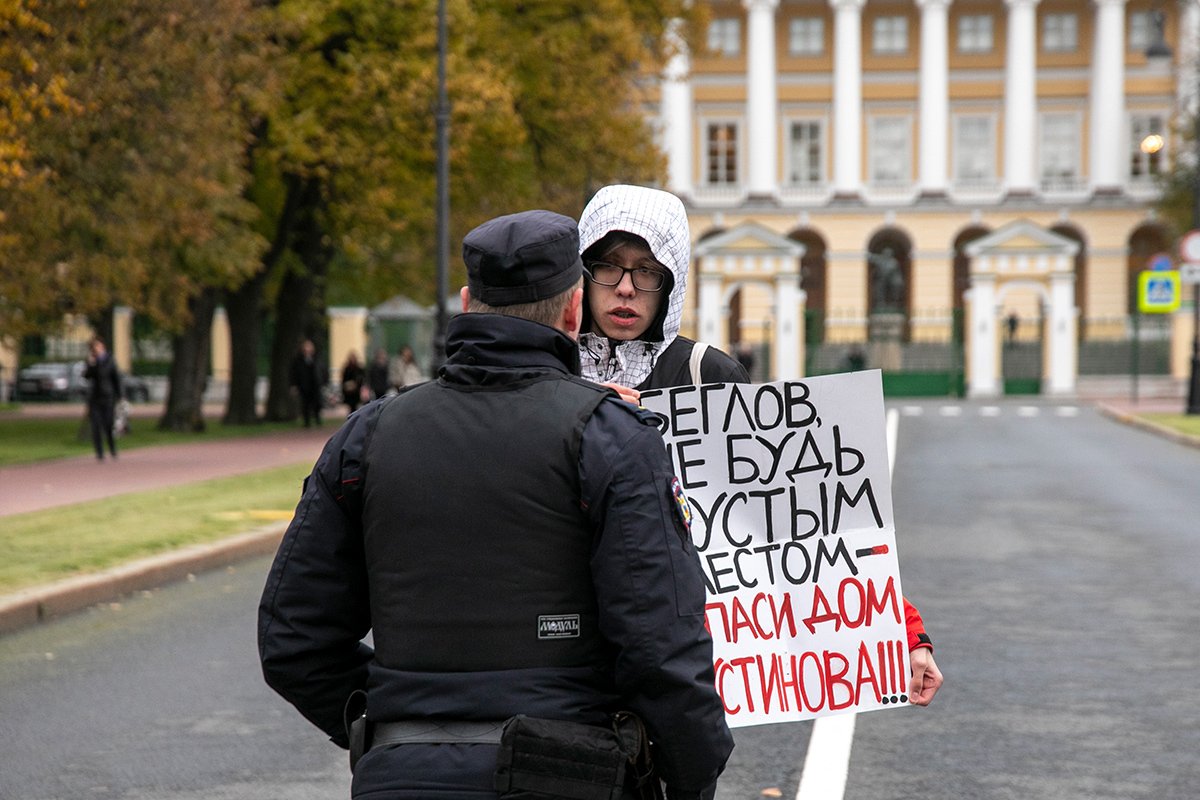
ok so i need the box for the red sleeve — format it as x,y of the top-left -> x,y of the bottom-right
904,597 -> 933,652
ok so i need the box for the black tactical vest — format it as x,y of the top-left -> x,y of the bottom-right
361,373 -> 610,673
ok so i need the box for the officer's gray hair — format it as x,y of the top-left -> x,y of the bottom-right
467,277 -> 583,328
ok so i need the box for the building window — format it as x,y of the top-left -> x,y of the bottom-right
872,16 -> 908,55
789,17 -> 824,56
706,122 -> 739,185
708,18 -> 741,57
1130,114 -> 1167,180
1039,113 -> 1081,187
787,120 -> 825,185
953,115 -> 995,185
1128,10 -> 1154,52
957,15 -> 993,54
1042,13 -> 1078,52
869,116 -> 912,186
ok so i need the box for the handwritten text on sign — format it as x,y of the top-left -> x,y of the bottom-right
640,370 -> 909,728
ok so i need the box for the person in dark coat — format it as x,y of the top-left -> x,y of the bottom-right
339,351 -> 366,415
366,347 -> 390,400
84,336 -> 122,461
288,339 -> 325,427
259,210 -> 733,800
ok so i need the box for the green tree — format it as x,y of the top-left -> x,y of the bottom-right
223,0 -> 700,422
0,0 -> 269,429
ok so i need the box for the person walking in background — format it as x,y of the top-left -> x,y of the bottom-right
339,351 -> 367,415
259,210 -> 733,799
386,344 -> 422,393
84,336 -> 121,461
366,347 -> 390,400
288,339 -> 325,428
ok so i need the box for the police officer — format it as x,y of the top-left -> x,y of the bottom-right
258,209 -> 734,799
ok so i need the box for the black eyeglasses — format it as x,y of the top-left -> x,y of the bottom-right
584,261 -> 667,292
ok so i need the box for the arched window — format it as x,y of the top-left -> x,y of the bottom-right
1126,223 -> 1172,315
789,228 -> 828,344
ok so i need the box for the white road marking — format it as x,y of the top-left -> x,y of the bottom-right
938,405 -> 962,416
901,406 -> 924,416
1055,406 -> 1080,417
980,406 -> 1001,417
795,409 -> 899,800
1017,406 -> 1039,417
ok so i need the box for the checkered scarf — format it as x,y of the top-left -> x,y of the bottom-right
577,185 -> 690,388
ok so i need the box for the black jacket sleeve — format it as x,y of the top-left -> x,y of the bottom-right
580,399 -> 734,800
258,407 -> 376,747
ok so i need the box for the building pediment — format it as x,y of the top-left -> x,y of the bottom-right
694,222 -> 806,259
965,220 -> 1080,258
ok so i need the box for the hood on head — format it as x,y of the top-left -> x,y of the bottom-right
577,185 -> 690,347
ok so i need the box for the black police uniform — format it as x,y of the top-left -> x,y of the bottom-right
259,211 -> 733,800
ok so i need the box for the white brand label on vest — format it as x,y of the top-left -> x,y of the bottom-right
537,614 -> 580,639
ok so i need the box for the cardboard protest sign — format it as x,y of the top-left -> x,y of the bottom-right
640,370 -> 908,728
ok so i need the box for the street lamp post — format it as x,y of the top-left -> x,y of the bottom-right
432,0 -> 450,372
1145,5 -> 1200,414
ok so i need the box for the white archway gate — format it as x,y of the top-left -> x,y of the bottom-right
964,220 -> 1080,397
693,223 -> 806,380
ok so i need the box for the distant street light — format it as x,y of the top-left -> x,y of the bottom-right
432,0 -> 450,373
1145,5 -> 1200,414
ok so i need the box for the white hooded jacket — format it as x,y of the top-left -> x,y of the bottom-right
576,185 -> 691,388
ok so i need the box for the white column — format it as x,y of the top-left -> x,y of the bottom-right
773,274 -> 803,380
699,271 -> 723,347
967,272 -> 1000,397
1179,1 -> 1200,115
917,0 -> 951,194
663,19 -> 694,195
1047,266 -> 1078,395
1004,0 -> 1040,194
1090,0 -> 1126,193
744,0 -> 780,196
831,0 -> 867,195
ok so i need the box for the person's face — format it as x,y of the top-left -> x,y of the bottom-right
585,241 -> 667,342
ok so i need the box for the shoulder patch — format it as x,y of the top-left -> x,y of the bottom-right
670,476 -> 692,534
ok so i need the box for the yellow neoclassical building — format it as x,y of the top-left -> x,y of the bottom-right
651,0 -> 1196,396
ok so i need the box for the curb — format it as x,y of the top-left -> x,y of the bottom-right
0,523 -> 286,636
1094,402 -> 1200,450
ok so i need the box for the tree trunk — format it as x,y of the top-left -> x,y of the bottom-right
223,172 -> 308,425
221,273 -> 266,424
158,288 -> 218,432
264,178 -> 332,422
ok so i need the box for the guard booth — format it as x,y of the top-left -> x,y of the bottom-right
964,221 -> 1079,397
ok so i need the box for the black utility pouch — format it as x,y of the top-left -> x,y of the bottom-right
493,714 -> 634,800
344,690 -> 371,774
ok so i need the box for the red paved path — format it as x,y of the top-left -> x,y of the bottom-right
0,423 -> 332,517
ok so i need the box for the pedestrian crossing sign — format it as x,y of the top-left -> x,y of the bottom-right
1138,270 -> 1181,313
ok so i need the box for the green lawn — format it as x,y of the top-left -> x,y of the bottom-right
0,463 -> 309,595
1142,413 -> 1200,439
0,412 -> 340,466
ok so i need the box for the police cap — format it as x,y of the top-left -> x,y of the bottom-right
462,210 -> 584,306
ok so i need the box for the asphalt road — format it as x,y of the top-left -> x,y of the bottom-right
1,399 -> 1197,799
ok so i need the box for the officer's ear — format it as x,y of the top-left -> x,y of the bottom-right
562,286 -> 584,341
460,286 -> 471,313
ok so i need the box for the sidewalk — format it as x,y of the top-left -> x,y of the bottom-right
0,419 -> 334,634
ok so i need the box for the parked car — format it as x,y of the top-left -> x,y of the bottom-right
12,361 -> 151,402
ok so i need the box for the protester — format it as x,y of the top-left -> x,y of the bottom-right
366,347 -> 390,400
288,339 -> 325,427
386,344 -> 422,393
577,184 -> 748,393
339,351 -> 366,415
578,184 -> 943,705
83,336 -> 121,461
259,209 -> 733,799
